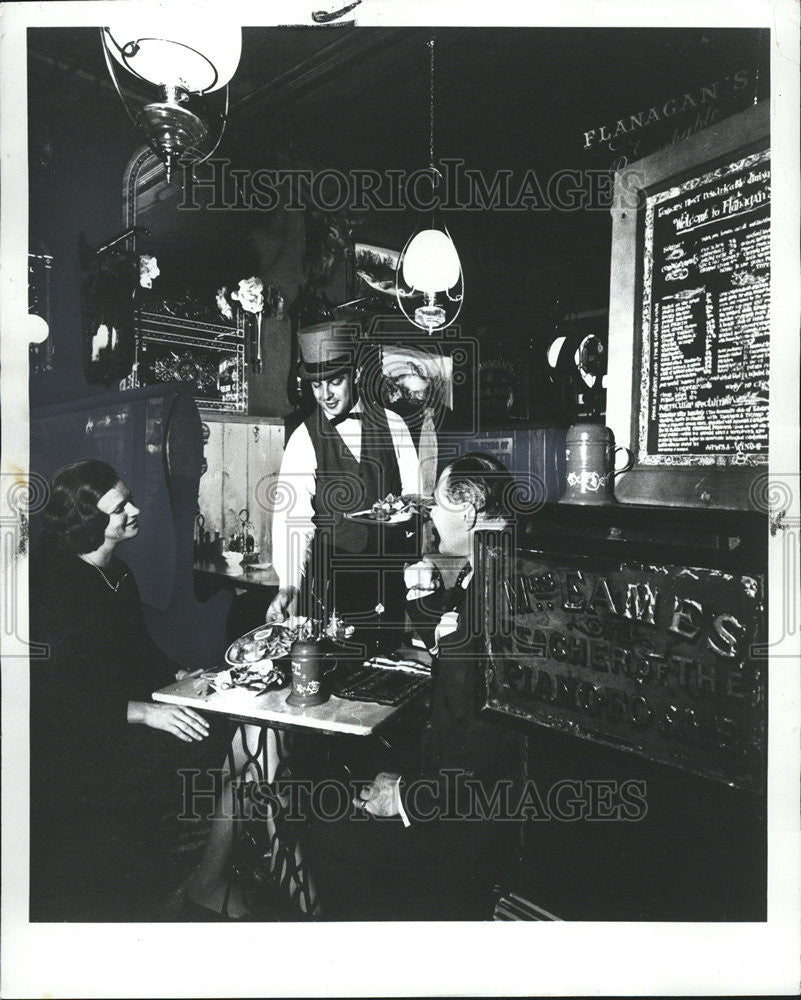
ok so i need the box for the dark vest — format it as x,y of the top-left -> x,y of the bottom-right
304,403 -> 402,554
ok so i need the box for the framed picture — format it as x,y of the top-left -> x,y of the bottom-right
380,343 -> 453,415
607,102 -> 769,508
350,242 -> 424,316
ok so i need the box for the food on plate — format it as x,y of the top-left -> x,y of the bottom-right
366,492 -> 434,521
225,623 -> 292,665
370,493 -> 435,518
401,493 -> 435,514
206,659 -> 285,694
239,640 -> 262,662
370,493 -> 406,519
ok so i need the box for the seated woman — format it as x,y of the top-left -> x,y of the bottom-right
29,459 -> 245,919
305,452 -> 520,921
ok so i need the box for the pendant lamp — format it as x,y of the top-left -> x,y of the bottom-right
396,39 -> 464,333
101,18 -> 241,182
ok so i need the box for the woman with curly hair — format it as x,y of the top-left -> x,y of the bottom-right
29,459 -> 242,919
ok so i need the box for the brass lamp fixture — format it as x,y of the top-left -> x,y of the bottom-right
396,38 -> 464,333
101,18 -> 242,182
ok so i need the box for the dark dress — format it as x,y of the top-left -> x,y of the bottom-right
305,568 -> 519,921
29,550 -> 228,920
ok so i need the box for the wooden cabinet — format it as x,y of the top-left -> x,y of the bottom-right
197,415 -> 285,564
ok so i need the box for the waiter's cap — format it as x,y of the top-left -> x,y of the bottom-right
297,321 -> 359,380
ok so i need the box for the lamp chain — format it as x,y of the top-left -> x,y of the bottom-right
428,38 -> 436,178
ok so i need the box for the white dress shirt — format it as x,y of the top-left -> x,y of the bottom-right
272,400 -> 421,592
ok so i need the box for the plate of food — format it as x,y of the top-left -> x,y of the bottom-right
225,622 -> 293,667
205,659 -> 286,695
345,493 -> 433,525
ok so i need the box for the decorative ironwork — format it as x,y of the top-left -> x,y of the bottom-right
231,725 -> 319,918
122,310 -> 247,413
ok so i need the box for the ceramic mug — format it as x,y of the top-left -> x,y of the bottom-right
561,423 -> 632,505
285,640 -> 336,707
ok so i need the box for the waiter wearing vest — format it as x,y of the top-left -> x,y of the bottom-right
268,322 -> 421,647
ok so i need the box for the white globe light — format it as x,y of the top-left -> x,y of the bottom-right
105,20 -> 241,93
26,313 -> 49,345
547,336 -> 567,368
402,229 -> 461,294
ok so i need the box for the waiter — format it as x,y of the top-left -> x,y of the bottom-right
268,321 -> 421,645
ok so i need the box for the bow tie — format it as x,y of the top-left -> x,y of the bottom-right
331,411 -> 362,427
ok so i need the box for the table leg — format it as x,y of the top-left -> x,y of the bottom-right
233,723 -> 320,918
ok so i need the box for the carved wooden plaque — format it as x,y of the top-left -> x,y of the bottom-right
477,539 -> 766,791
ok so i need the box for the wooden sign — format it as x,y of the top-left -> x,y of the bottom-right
477,537 -> 766,791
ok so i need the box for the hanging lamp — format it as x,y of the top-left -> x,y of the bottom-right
101,18 -> 241,182
396,38 -> 464,333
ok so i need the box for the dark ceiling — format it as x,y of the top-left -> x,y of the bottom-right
28,25 -> 768,171
27,25 -> 769,331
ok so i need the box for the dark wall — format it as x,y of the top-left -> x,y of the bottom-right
29,45 -> 138,407
28,35 -> 308,417
518,724 -> 765,921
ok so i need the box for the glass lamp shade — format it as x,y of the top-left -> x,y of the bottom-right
547,335 -> 567,369
396,225 -> 464,332
26,313 -> 50,344
105,20 -> 241,93
401,228 -> 461,293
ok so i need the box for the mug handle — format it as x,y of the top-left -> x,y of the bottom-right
614,446 -> 634,477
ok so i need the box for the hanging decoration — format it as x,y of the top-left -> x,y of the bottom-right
231,276 -> 265,374
100,19 -> 241,182
395,38 -> 464,333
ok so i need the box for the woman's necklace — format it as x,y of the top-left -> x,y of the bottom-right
79,554 -> 125,593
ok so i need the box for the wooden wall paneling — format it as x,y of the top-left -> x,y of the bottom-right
221,421 -> 249,548
199,417 -> 286,562
198,419 -> 225,546
271,423 -> 288,564
249,422 -> 287,565
247,421 -> 273,561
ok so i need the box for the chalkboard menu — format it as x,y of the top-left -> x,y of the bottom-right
607,101 -> 770,507
638,148 -> 770,466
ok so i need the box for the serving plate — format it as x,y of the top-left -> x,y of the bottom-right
225,622 -> 293,667
344,508 -> 414,525
344,493 -> 433,526
204,659 -> 286,695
